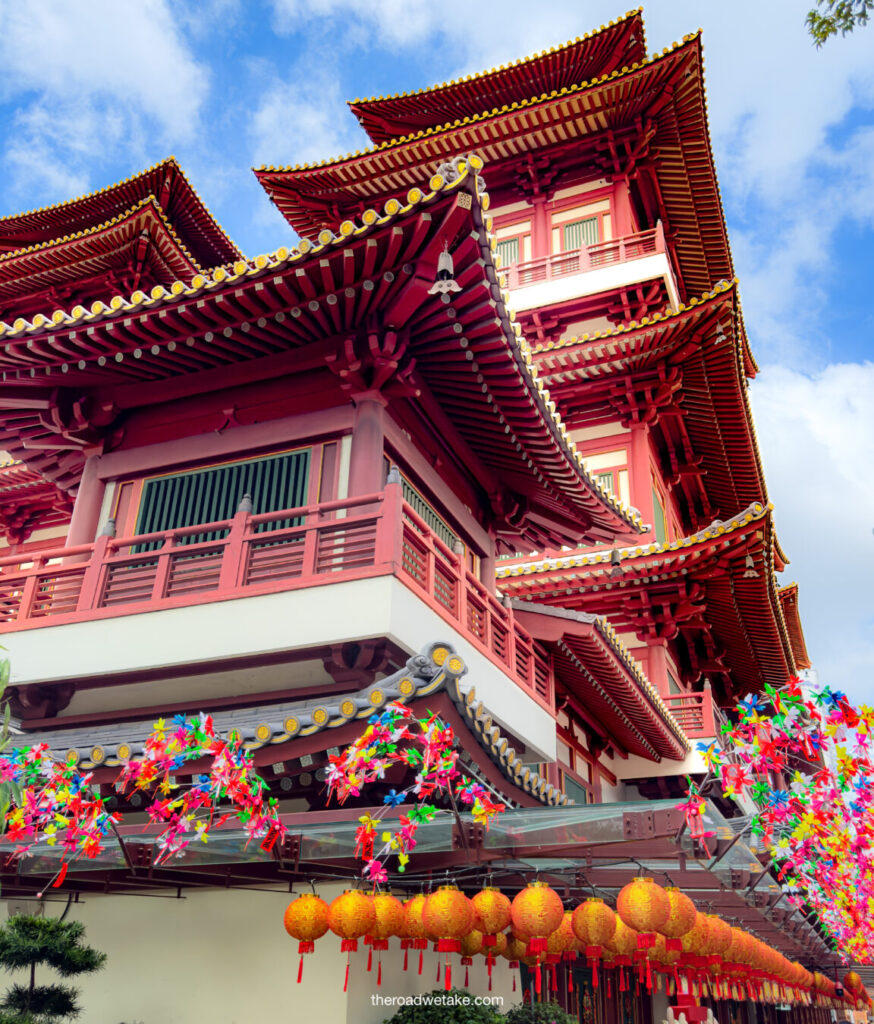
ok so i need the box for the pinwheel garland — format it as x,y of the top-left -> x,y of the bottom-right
679,677 -> 874,963
116,713 -> 285,863
1,714 -> 285,881
326,702 -> 505,879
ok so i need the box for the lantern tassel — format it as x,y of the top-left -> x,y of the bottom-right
535,964 -> 542,995
465,965 -> 469,987
343,958 -> 350,994
298,955 -> 304,984
418,949 -> 424,975
367,947 -> 373,972
404,948 -> 408,972
445,961 -> 451,992
378,960 -> 382,987
607,972 -> 612,998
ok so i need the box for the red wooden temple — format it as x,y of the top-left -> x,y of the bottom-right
0,11 -> 841,1024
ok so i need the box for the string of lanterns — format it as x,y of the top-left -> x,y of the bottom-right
282,876 -> 871,1010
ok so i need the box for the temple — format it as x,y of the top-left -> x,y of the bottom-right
0,10 -> 854,1024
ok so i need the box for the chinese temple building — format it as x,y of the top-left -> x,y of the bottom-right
0,10 -> 854,1024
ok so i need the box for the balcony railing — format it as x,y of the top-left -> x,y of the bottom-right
503,225 -> 666,290
0,483 -> 553,711
663,685 -> 728,739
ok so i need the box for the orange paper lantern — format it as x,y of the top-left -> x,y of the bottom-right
328,889 -> 376,952
422,885 -> 474,990
572,898 -> 617,947
616,877 -> 670,950
510,881 -> 564,955
660,888 -> 697,951
471,887 -> 512,947
328,889 -> 376,993
365,892 -> 404,983
284,893 -> 330,983
403,895 -> 431,974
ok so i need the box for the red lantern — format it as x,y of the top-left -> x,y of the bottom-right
845,971 -> 863,993
328,889 -> 376,993
422,885 -> 474,990
616,877 -> 670,950
284,893 -> 330,983
511,881 -> 564,955
660,888 -> 696,951
471,887 -> 512,947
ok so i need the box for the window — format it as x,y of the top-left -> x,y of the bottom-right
594,471 -> 615,496
135,449 -> 310,548
563,773 -> 590,805
401,478 -> 458,551
495,238 -> 519,268
651,485 -> 667,544
563,216 -> 599,251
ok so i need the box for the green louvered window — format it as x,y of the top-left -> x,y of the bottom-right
495,238 -> 520,268
563,774 -> 590,805
563,216 -> 599,251
594,471 -> 615,496
651,486 -> 667,544
135,449 -> 311,549
401,478 -> 458,551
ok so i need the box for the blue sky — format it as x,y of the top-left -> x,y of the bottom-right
0,0 -> 871,701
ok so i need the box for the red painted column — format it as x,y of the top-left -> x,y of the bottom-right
65,454 -> 106,547
647,642 -> 670,695
628,422 -> 655,537
613,178 -> 634,236
531,196 -> 550,260
347,394 -> 387,497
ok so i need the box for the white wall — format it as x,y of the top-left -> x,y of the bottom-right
25,885 -> 518,1024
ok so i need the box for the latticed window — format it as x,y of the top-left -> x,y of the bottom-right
563,773 -> 590,805
495,238 -> 520,268
563,216 -> 599,251
135,449 -> 310,548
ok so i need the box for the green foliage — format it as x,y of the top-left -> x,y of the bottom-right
806,0 -> 873,45
503,1000 -> 577,1024
382,988 -> 503,1024
0,916 -> 106,1023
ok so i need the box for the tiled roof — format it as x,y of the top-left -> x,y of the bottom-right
22,642 -> 571,807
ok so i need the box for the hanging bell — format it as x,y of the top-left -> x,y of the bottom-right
743,554 -> 759,578
609,546 -> 624,579
428,246 -> 462,295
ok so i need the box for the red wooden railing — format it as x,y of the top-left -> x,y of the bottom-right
504,225 -> 665,290
399,503 -> 553,709
0,484 -> 554,711
663,685 -> 728,739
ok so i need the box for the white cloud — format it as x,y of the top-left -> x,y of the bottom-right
0,0 -> 209,203
249,71 -> 368,170
750,362 -> 874,703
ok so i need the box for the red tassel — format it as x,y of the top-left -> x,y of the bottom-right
378,960 -> 382,987
298,955 -> 304,984
535,964 -> 542,995
591,960 -> 599,989
551,965 -> 558,992
607,973 -> 612,998
620,967 -> 627,992
404,948 -> 408,971
465,965 -> 469,986
646,958 -> 653,992
367,947 -> 373,972
513,973 -> 517,992
436,960 -> 441,983
569,970 -> 574,993
445,962 -> 451,992
418,949 -> 424,975
53,862 -> 68,888
344,959 -> 350,993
